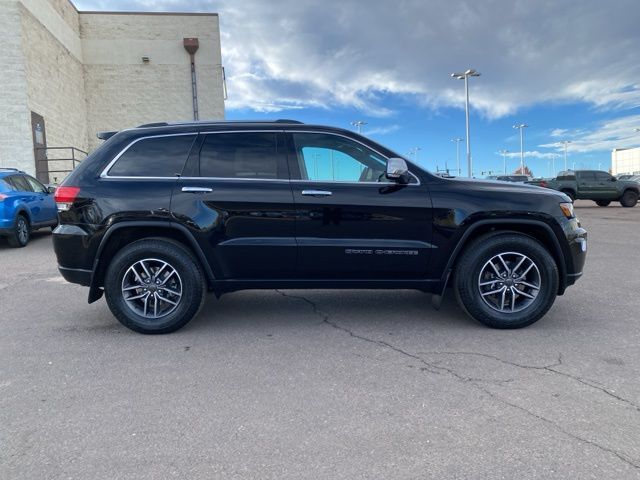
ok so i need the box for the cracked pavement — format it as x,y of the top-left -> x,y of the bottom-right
1,202 -> 640,479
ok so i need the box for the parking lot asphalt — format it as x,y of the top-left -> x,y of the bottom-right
1,201 -> 639,479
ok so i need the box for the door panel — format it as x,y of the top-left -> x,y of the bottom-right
286,132 -> 432,279
31,112 -> 48,184
577,171 -> 597,198
594,171 -> 617,198
25,175 -> 56,224
170,131 -> 297,279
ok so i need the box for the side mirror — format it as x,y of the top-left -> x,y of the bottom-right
386,157 -> 409,183
611,177 -> 617,182
47,185 -> 56,194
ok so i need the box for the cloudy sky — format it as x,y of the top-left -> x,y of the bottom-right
74,0 -> 640,176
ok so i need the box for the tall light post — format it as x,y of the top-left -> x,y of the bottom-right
351,120 -> 367,134
451,137 -> 463,175
551,153 -> 557,177
513,124 -> 528,173
559,140 -> 571,171
413,147 -> 422,163
498,149 -> 509,174
451,69 -> 481,177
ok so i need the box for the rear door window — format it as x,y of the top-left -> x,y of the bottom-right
578,172 -> 596,182
107,134 -> 197,177
25,176 -> 46,193
198,132 -> 283,179
8,175 -> 33,192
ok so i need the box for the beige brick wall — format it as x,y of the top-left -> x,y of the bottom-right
80,13 -> 225,152
0,2 -> 33,174
47,0 -> 80,35
21,4 -> 89,156
0,2 -> 225,175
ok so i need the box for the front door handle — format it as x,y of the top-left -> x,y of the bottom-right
301,190 -> 332,197
181,186 -> 213,193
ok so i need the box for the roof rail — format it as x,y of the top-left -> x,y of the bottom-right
135,119 -> 305,129
0,167 -> 22,172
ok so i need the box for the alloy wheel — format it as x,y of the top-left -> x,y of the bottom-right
121,258 -> 183,319
477,251 -> 541,313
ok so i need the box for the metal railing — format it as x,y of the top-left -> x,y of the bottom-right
36,146 -> 88,183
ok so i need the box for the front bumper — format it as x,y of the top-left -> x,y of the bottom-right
563,219 -> 587,288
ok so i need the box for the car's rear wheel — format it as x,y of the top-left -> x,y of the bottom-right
7,215 -> 30,248
454,233 -> 559,329
595,200 -> 611,207
104,238 -> 206,334
620,190 -> 638,208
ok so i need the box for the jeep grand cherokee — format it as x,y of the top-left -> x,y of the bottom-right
52,120 -> 587,334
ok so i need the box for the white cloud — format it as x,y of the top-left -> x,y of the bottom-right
540,114 -> 640,153
73,0 -> 640,119
362,124 -> 401,137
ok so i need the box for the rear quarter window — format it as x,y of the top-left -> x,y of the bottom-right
107,134 -> 197,177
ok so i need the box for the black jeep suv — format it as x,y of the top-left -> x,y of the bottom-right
52,120 -> 587,334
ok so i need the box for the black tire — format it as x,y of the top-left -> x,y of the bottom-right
595,200 -> 611,207
620,190 -> 638,208
454,233 -> 559,329
6,215 -> 30,248
104,238 -> 206,334
561,190 -> 576,202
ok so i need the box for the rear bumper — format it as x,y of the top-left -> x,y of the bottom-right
58,266 -> 92,286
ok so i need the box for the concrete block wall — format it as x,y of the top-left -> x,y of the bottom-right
0,1 -> 224,175
0,2 -> 34,174
80,12 -> 225,152
21,3 -> 89,157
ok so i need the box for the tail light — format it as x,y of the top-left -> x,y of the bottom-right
54,186 -> 80,211
0,193 -> 7,201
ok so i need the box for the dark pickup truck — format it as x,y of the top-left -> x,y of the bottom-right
537,170 -> 639,207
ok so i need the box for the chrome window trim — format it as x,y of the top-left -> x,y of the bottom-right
100,133 -> 198,178
99,128 -> 422,186
286,129 -> 421,186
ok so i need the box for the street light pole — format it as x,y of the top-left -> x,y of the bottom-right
451,69 -> 481,177
351,120 -> 367,134
513,124 -> 528,174
451,137 -> 463,175
559,140 -> 571,171
413,147 -> 422,163
498,149 -> 509,174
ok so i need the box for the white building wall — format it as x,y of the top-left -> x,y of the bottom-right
20,1 -> 89,164
0,2 -> 33,174
611,148 -> 640,175
80,12 -> 225,152
0,1 -> 224,176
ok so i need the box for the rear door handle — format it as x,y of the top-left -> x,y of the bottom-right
301,190 -> 332,197
181,186 -> 212,193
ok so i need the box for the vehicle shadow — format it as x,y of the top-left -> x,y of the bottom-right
184,288 -> 480,335
0,229 -> 52,251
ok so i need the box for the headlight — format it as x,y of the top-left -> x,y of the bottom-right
559,202 -> 575,219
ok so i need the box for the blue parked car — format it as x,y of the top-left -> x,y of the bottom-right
0,168 -> 58,247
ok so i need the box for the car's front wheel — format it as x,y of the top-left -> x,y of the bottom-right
104,238 -> 206,334
454,233 -> 559,329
